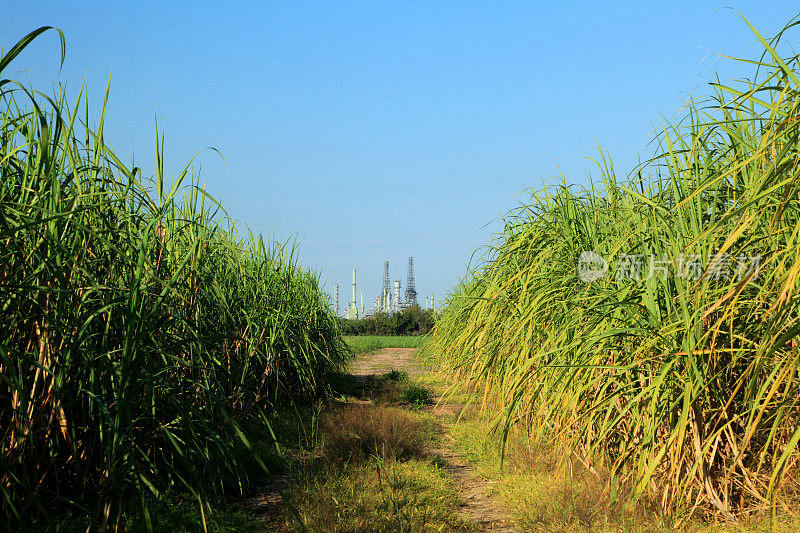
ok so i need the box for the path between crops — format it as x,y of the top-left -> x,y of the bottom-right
351,348 -> 519,532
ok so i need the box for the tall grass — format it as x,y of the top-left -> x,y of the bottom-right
0,28 -> 348,528
428,16 -> 800,522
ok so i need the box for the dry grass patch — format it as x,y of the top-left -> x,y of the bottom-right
323,404 -> 429,463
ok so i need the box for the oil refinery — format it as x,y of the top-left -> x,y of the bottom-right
333,256 -> 435,318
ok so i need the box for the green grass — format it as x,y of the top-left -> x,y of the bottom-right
427,15 -> 800,523
286,458 -> 472,532
345,335 -> 424,354
0,28 -> 348,529
39,495 -> 266,533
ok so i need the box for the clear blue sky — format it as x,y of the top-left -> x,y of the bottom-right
6,1 -> 800,312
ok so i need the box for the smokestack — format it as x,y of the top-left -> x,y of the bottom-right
360,291 -> 364,318
334,283 -> 339,316
352,269 -> 357,319
431,292 -> 434,312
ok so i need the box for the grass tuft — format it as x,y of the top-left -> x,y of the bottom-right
384,369 -> 409,382
401,384 -> 434,406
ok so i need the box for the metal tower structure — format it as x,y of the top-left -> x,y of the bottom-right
404,256 -> 418,307
334,283 -> 339,316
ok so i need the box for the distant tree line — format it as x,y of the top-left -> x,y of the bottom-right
340,305 -> 435,335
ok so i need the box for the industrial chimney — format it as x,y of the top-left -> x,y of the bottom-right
334,283 -> 339,316
351,268 -> 357,319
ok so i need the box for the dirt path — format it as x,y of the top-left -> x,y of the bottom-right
351,348 -> 519,532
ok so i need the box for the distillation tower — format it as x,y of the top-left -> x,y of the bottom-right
381,261 -> 391,312
347,268 -> 359,319
393,280 -> 401,313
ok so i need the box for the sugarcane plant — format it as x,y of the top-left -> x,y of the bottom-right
427,15 -> 800,522
0,27 -> 348,529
